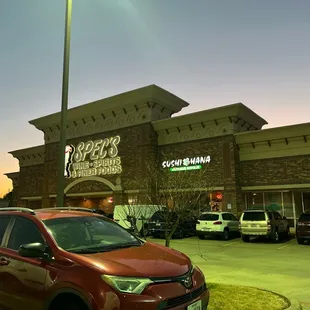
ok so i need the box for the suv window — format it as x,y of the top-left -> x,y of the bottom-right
7,217 -> 45,251
242,212 -> 266,221
0,216 -> 10,245
199,214 -> 219,221
222,214 -> 231,221
299,213 -> 310,222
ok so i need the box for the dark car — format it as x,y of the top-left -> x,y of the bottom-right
0,207 -> 209,310
148,210 -> 198,239
296,212 -> 310,244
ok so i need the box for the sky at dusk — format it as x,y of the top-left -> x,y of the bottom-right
0,0 -> 309,197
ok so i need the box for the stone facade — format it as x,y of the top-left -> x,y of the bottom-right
240,155 -> 310,187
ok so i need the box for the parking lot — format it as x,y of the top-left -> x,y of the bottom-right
150,236 -> 310,309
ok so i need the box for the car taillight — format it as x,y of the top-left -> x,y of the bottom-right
267,220 -> 271,230
213,221 -> 222,225
238,222 -> 241,230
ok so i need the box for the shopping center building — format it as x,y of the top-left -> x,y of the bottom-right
5,85 -> 310,227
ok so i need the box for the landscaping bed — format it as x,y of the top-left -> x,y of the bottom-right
208,283 -> 290,310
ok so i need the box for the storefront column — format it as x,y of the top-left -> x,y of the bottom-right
292,191 -> 296,228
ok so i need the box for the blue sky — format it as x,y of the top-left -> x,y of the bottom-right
0,0 -> 309,195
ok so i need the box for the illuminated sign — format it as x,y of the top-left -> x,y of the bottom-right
170,165 -> 202,172
64,136 -> 122,178
162,156 -> 211,172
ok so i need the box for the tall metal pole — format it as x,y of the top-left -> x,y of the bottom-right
56,0 -> 72,207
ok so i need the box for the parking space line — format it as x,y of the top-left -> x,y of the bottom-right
277,243 -> 291,249
221,241 -> 240,247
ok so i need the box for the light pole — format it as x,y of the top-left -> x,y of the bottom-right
56,0 -> 72,208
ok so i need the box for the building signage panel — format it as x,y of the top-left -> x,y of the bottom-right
64,136 -> 122,178
162,156 -> 211,172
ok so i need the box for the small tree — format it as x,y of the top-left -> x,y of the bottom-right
125,153 -> 213,247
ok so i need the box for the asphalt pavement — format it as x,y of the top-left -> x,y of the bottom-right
150,235 -> 310,309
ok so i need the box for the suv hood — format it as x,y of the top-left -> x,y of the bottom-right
70,241 -> 190,277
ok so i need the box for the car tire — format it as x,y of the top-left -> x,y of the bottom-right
51,298 -> 86,310
297,238 -> 304,245
198,234 -> 205,240
242,235 -> 250,242
271,229 -> 280,243
223,228 -> 230,241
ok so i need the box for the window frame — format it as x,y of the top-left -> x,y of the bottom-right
3,215 -> 47,252
0,216 -> 13,248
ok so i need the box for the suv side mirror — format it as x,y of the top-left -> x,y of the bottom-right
19,242 -> 47,259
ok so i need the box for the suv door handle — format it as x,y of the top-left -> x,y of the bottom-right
0,258 -> 10,266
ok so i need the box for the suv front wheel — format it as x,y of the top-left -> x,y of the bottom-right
271,229 -> 280,243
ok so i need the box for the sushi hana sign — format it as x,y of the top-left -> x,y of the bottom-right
162,156 -> 211,172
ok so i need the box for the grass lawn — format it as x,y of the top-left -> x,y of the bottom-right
207,283 -> 290,310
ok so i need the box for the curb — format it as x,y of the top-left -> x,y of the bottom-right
208,283 -> 302,310
243,287 -> 302,310
286,295 -> 302,310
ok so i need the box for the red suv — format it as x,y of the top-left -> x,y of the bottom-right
0,207 -> 209,310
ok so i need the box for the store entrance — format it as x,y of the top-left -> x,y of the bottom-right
303,191 -> 310,212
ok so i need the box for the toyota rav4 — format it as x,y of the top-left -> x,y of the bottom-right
0,207 -> 209,310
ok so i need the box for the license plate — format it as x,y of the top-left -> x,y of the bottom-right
251,224 -> 258,227
187,300 -> 202,310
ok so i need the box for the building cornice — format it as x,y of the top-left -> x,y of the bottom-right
8,145 -> 45,167
235,122 -> 310,144
29,85 -> 189,130
152,102 -> 267,132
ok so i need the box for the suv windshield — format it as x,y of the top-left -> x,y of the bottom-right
299,213 -> 310,222
43,216 -> 142,253
199,214 -> 219,221
242,212 -> 266,221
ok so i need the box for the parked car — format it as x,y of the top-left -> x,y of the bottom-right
0,207 -> 209,310
296,212 -> 310,244
149,210 -> 198,239
113,204 -> 165,237
239,210 -> 290,243
196,212 -> 240,241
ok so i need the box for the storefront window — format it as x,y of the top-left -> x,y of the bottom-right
128,196 -> 138,205
293,191 -> 303,218
264,192 -> 282,215
282,192 -> 294,218
246,192 -> 264,210
302,191 -> 310,212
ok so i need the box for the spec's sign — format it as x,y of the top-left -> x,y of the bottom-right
64,136 -> 122,178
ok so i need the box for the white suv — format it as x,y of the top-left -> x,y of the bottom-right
196,212 -> 240,241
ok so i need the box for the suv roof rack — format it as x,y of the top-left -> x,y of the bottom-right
0,207 -> 36,215
40,207 -> 96,213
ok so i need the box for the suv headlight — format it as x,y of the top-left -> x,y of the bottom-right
101,275 -> 153,294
